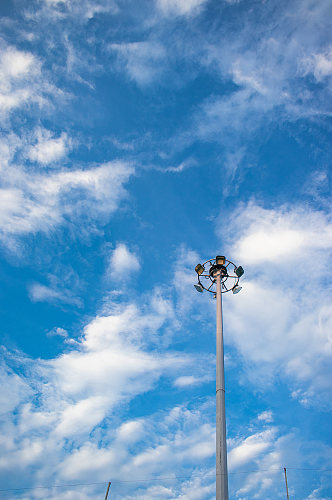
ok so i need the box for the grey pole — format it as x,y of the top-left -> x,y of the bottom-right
194,256 -> 243,498
216,271 -> 229,500
284,468 -> 289,500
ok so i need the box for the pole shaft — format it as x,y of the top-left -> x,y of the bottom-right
284,468 -> 289,500
104,482 -> 111,500
216,273 -> 229,500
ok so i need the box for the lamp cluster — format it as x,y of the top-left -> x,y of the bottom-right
194,255 -> 244,295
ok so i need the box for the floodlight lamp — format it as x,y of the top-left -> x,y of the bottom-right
195,263 -> 204,275
194,283 -> 204,293
216,255 -> 225,266
235,265 -> 244,277
232,285 -> 242,294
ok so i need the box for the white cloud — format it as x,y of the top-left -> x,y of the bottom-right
0,133 -> 23,170
39,0 -> 119,21
231,60 -> 267,94
161,159 -> 196,173
313,49 -> 332,80
0,47 -> 35,79
110,41 -> 166,86
157,0 -> 207,16
55,396 -> 109,436
107,243 -> 140,280
228,428 -> 276,469
0,45 -> 52,120
225,413 -> 331,498
0,294 -> 214,497
28,283 -> 81,305
231,202 -> 332,265
188,0 -> 332,180
218,202 -> 332,404
173,369 -> 213,388
0,285 -> 331,498
305,488 -> 330,500
109,137 -> 135,151
301,47 -> 332,83
228,425 -> 297,497
0,161 -> 134,246
0,365 -> 32,414
116,419 -> 145,443
47,327 -> 69,338
27,129 -> 71,165
172,245 -> 202,316
257,410 -> 273,423
174,375 -> 200,387
36,297 -> 188,442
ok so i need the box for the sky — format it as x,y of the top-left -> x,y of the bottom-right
0,0 -> 332,498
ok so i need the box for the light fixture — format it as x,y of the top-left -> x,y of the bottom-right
235,265 -> 244,277
193,254 -> 244,499
194,283 -> 204,293
195,263 -> 204,275
216,255 -> 225,266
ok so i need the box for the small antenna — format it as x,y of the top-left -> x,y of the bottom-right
284,468 -> 289,500
104,482 -> 111,500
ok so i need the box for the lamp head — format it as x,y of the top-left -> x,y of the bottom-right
216,255 -> 225,266
194,283 -> 204,293
195,263 -> 204,275
232,284 -> 242,294
235,265 -> 244,277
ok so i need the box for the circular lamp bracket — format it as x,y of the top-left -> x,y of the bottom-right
196,257 -> 242,294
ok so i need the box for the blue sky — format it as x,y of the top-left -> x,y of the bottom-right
0,0 -> 332,498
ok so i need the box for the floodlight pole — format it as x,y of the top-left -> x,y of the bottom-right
216,271 -> 228,500
194,256 -> 244,500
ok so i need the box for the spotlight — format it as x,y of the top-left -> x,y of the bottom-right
216,255 -> 225,266
195,263 -> 204,275
232,285 -> 242,294
235,266 -> 244,277
194,284 -> 204,293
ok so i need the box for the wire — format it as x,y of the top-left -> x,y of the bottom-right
0,482 -> 105,492
0,467 -> 332,492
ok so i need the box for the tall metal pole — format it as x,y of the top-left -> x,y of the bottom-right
284,468 -> 289,500
216,271 -> 229,500
194,256 -> 243,498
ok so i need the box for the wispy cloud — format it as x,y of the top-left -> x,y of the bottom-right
27,0 -> 119,22
107,243 -> 140,280
0,42 -> 65,123
0,292 -> 211,496
47,327 -> 69,338
156,0 -> 208,17
219,202 -> 332,405
0,45 -> 39,117
29,283 -> 81,306
0,161 -> 134,247
26,128 -> 71,165
159,159 -> 196,173
110,41 -> 166,86
229,428 -> 276,469
257,410 -> 273,423
0,1 -> 330,498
